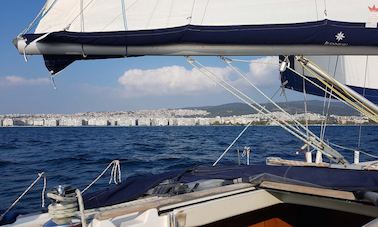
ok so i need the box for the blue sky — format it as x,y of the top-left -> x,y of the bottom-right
0,0 -> 304,114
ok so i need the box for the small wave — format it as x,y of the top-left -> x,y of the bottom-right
0,144 -> 18,150
0,159 -> 18,167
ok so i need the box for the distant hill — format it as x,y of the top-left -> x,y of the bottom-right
185,100 -> 359,117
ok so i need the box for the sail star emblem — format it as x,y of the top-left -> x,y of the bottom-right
335,32 -> 345,42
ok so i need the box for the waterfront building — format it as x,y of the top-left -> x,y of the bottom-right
88,118 -> 109,126
60,118 -> 83,127
137,118 -> 151,126
117,118 -> 136,126
151,118 -> 169,126
176,118 -> 196,126
44,119 -> 58,127
2,118 -> 14,127
33,119 -> 45,126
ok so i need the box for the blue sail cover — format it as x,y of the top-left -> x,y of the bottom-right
280,56 -> 378,104
14,0 -> 378,74
83,165 -> 378,209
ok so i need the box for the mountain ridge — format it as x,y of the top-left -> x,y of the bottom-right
184,100 -> 359,117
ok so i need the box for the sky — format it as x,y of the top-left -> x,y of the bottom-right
0,0 -> 305,114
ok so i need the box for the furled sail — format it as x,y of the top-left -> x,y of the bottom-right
14,0 -> 378,74
281,56 -> 378,105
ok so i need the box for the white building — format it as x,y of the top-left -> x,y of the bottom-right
151,118 -> 169,126
2,118 -> 13,127
117,118 -> 136,126
88,118 -> 109,126
197,118 -> 210,126
176,118 -> 196,126
45,119 -> 58,127
33,119 -> 45,126
137,118 -> 151,126
60,118 -> 83,127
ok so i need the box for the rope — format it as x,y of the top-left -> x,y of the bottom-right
297,57 -> 378,122
19,0 -> 58,36
302,66 -> 311,159
82,160 -> 121,194
0,172 -> 46,221
329,142 -> 378,159
320,56 -> 338,141
76,189 -> 87,227
213,121 -> 253,166
187,57 -> 347,164
358,56 -> 369,148
222,57 -> 340,152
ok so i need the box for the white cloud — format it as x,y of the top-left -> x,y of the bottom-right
118,57 -> 279,97
0,76 -> 49,87
247,56 -> 279,86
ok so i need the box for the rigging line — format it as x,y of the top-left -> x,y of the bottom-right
223,57 -> 329,138
0,173 -> 46,221
305,67 -> 376,122
201,0 -> 211,25
319,56 -> 332,140
207,58 -> 336,151
188,57 -> 344,163
65,0 -> 97,30
321,56 -> 339,140
213,121 -> 253,166
298,59 -> 378,120
19,0 -> 59,36
302,67 -> 310,155
121,0 -> 128,31
329,142 -> 378,159
300,57 -> 378,117
80,0 -> 84,32
146,0 -> 159,29
286,66 -> 363,117
166,0 -> 174,27
188,58 -> 307,140
19,1 -> 47,36
358,56 -> 369,148
314,0 -> 319,21
287,65 -> 377,126
188,0 -> 196,23
101,0 -> 141,31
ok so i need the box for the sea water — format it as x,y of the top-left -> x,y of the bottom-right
0,126 -> 377,214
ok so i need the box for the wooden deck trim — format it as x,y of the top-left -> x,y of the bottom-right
260,181 -> 356,201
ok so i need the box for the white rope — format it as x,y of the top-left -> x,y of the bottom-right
213,121 -> 253,166
76,189 -> 87,227
222,57 -> 338,150
187,57 -> 345,164
358,56 -> 369,148
19,0 -> 58,36
0,172 -> 46,221
329,142 -> 378,159
286,65 -> 361,116
82,160 -> 121,194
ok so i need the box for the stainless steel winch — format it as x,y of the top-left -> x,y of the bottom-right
43,185 -> 82,227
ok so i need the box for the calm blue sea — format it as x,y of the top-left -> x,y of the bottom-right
0,126 -> 377,215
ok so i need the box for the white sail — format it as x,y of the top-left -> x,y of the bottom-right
13,0 -> 378,73
36,0 -> 377,33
